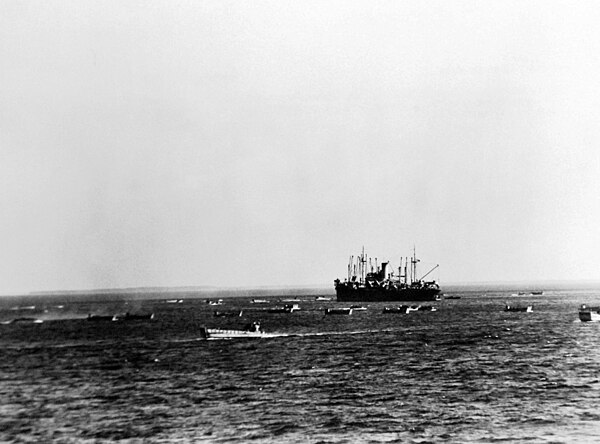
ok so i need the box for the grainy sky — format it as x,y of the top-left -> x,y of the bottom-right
2,1 -> 600,294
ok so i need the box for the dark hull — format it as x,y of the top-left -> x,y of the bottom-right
336,286 -> 441,302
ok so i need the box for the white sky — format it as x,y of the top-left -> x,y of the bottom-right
2,1 -> 600,294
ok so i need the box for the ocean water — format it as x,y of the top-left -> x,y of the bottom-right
1,285 -> 600,443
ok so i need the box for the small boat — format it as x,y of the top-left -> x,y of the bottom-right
417,305 -> 437,312
213,310 -> 243,317
383,306 -> 409,314
530,291 -> 544,295
87,314 -> 116,322
113,312 -> 155,321
268,304 -> 299,313
444,295 -> 461,300
324,307 -> 353,315
206,299 -> 223,306
251,299 -> 268,304
166,299 -> 184,304
315,296 -> 332,301
579,304 -> 600,322
4,317 -> 44,324
504,305 -> 533,313
199,322 -> 275,339
349,305 -> 367,311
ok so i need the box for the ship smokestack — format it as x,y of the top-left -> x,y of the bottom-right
380,262 -> 389,279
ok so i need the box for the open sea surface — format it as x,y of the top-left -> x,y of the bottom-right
2,284 -> 600,443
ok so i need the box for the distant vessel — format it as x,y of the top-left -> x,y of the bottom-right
3,317 -> 44,324
334,247 -> 441,302
199,322 -> 276,339
383,306 -> 410,314
504,305 -> 533,313
113,312 -> 154,321
315,296 -> 332,301
268,304 -> 299,313
579,305 -> 600,322
87,314 -> 116,322
213,310 -> 243,317
382,305 -> 422,314
324,308 -> 353,315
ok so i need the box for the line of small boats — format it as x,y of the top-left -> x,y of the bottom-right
0,312 -> 156,325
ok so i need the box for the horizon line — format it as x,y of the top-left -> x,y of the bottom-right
2,278 -> 600,297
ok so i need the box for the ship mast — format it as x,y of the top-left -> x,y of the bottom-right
348,255 -> 352,281
411,246 -> 420,285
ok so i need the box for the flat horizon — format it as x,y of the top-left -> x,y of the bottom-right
1,278 -> 599,298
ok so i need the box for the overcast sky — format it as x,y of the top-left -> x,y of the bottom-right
2,1 -> 600,294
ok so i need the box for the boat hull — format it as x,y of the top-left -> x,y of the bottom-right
200,327 -> 277,339
335,286 -> 441,302
324,308 -> 353,315
505,306 -> 533,313
579,311 -> 600,322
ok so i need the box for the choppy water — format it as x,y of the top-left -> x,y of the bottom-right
2,285 -> 600,443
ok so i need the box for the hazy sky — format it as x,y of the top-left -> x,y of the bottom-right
2,1 -> 600,294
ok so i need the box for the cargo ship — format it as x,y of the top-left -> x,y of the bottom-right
334,247 -> 441,302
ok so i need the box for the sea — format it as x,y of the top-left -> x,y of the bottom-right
2,283 -> 600,443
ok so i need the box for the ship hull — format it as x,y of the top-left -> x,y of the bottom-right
335,286 -> 441,302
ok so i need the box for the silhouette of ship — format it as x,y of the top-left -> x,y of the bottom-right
334,247 -> 441,302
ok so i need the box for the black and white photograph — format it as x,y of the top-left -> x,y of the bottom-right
2,1 -> 600,442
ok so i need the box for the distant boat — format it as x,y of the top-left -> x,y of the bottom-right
3,317 -> 44,324
444,295 -> 461,300
113,312 -> 155,321
166,299 -> 184,304
504,305 -> 533,313
324,308 -> 353,315
315,296 -> 332,301
349,305 -> 367,311
383,306 -> 409,314
579,305 -> 600,322
417,305 -> 437,312
268,304 -> 299,313
87,314 -> 116,322
530,291 -> 544,295
199,322 -> 276,339
251,299 -> 268,304
206,299 -> 223,305
213,310 -> 243,317
382,305 -> 422,314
